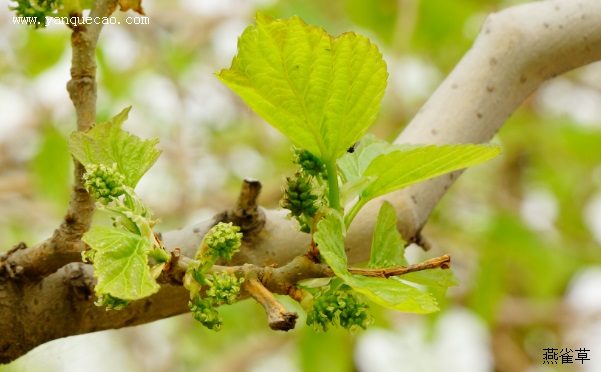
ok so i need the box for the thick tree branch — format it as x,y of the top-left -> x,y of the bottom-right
3,0 -> 601,364
349,0 -> 601,259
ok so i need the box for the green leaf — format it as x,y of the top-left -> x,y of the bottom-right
313,210 -> 348,278
217,13 -> 388,162
338,134 -> 397,183
83,226 -> 160,300
339,176 -> 375,206
368,201 -> 407,268
361,144 -> 502,201
68,107 -> 161,188
338,135 -> 424,205
313,209 -> 437,313
346,275 -> 439,313
400,268 -> 459,288
400,269 -> 459,300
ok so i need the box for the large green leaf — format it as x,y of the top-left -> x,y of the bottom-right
361,144 -> 501,201
313,209 -> 438,313
69,107 -> 161,188
83,226 -> 160,300
217,12 -> 388,162
368,201 -> 407,268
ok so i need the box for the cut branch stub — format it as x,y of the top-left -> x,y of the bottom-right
215,178 -> 266,237
243,276 -> 298,331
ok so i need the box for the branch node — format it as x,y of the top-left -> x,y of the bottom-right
307,240 -> 320,262
0,242 -> 28,280
413,232 -> 432,251
63,262 -> 94,301
287,286 -> 304,303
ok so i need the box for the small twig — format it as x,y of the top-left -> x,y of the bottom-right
242,275 -> 298,331
59,0 -> 119,243
348,255 -> 451,278
156,251 -> 450,333
160,253 -> 451,299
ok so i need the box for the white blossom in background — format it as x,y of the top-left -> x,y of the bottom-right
356,308 -> 493,372
536,77 -> 601,128
583,193 -> 601,245
388,56 -> 442,105
565,267 -> 601,372
520,188 -> 559,233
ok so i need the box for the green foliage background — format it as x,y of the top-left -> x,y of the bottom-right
2,0 -> 601,370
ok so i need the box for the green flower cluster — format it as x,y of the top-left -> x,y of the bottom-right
200,222 -> 243,262
306,289 -> 372,332
10,0 -> 61,29
293,148 -> 327,179
281,148 -> 329,233
188,272 -> 243,330
206,272 -> 244,305
189,293 -> 222,331
83,163 -> 126,203
281,175 -> 319,218
186,224 -> 245,330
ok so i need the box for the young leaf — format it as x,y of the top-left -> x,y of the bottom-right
368,201 -> 407,268
345,275 -> 439,313
368,202 -> 456,304
338,134 -> 398,183
400,269 -> 459,289
313,209 -> 438,313
313,210 -> 348,278
83,226 -> 160,300
361,144 -> 501,202
398,269 -> 459,302
339,176 -> 375,206
69,107 -> 161,188
217,13 -> 388,162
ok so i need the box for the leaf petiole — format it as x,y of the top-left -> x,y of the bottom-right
344,198 -> 366,228
325,159 -> 341,212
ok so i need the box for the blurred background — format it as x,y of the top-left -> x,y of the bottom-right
2,0 -> 601,371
